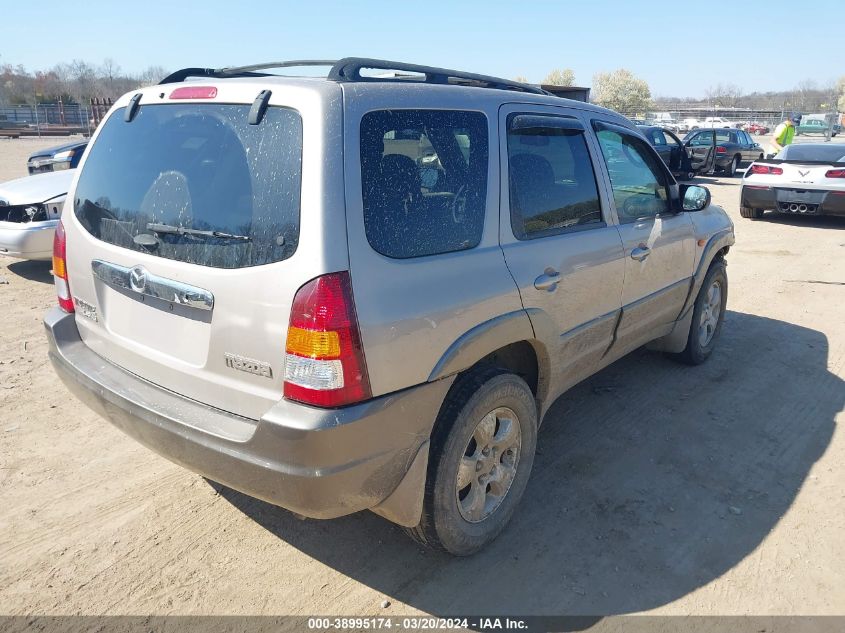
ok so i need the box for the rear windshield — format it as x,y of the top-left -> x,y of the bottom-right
74,104 -> 302,268
779,144 -> 845,163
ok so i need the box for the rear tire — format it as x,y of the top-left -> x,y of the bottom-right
672,260 -> 728,366
740,206 -> 764,219
725,155 -> 739,177
407,368 -> 537,556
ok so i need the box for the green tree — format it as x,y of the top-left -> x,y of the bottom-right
542,68 -> 575,86
592,68 -> 652,114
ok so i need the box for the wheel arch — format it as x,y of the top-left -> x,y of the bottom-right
648,232 -> 732,354
427,310 -> 552,409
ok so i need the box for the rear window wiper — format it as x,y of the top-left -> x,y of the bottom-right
146,223 -> 251,241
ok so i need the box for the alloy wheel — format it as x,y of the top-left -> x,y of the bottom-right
456,407 -> 522,523
698,280 -> 722,347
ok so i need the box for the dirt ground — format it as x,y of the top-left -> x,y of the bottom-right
1,134 -> 843,618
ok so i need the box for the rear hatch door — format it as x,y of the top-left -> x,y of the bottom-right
63,83 -> 344,420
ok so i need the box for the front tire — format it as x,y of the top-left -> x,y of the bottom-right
407,368 -> 537,556
673,260 -> 728,365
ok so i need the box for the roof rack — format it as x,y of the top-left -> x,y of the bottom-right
159,60 -> 336,85
160,57 -> 548,95
327,58 -> 549,95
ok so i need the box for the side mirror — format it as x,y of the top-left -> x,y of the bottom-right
680,184 -> 711,211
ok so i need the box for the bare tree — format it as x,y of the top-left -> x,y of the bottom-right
795,78 -> 817,111
137,66 -> 169,87
99,58 -> 121,93
513,75 -> 529,84
705,83 -> 743,108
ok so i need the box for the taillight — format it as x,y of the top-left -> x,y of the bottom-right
283,272 -> 371,408
824,168 -> 845,178
749,164 -> 783,175
716,146 -> 727,154
52,220 -> 74,313
169,86 -> 218,99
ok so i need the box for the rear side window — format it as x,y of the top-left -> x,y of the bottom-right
507,114 -> 603,239
360,110 -> 488,259
74,104 -> 302,269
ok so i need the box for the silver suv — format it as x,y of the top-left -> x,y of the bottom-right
45,58 -> 734,555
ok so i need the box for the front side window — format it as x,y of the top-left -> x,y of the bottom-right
594,122 -> 670,222
360,110 -> 488,259
74,104 -> 302,269
507,114 -> 603,239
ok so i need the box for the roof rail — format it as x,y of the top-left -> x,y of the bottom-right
160,58 -> 548,96
159,61 -> 337,85
327,57 -> 548,95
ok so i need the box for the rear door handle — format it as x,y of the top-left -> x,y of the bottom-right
630,246 -> 651,262
534,269 -> 561,291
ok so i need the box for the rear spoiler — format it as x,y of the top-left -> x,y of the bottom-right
753,158 -> 845,166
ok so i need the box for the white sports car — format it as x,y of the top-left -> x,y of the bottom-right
0,170 -> 75,260
740,143 -> 845,219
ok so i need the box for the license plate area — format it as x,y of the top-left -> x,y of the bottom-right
775,189 -> 824,204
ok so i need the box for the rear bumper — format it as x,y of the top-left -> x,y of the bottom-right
741,186 -> 845,217
45,308 -> 452,520
0,221 -> 56,260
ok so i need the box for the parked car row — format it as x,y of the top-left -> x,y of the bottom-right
684,128 -> 765,177
636,124 -> 764,179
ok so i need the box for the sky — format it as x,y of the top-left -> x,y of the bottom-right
1,0 -> 842,98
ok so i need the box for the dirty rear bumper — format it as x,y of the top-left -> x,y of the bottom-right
44,308 -> 451,521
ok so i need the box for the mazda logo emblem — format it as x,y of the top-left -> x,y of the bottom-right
129,266 -> 147,293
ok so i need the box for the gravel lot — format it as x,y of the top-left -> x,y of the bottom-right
1,133 -> 843,618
